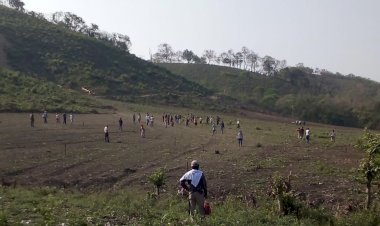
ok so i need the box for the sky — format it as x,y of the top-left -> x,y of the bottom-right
22,0 -> 380,82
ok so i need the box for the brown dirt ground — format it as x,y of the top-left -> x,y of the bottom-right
0,109 -> 371,210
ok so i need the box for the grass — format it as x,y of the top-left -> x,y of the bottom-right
1,187 -> 380,225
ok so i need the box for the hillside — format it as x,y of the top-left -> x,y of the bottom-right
0,68 -> 106,112
0,5 -> 214,109
160,63 -> 380,128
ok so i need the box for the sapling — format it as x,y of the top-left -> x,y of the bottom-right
147,168 -> 165,196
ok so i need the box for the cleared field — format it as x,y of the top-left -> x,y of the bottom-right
0,101 -> 367,210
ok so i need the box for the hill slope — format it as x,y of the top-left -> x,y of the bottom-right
0,68 -> 106,112
0,5 -> 213,109
160,63 -> 380,128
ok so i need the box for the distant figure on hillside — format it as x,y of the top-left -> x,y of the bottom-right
104,125 -> 110,142
220,121 -> 225,134
305,128 -> 311,144
138,113 -> 141,124
63,113 -> 67,125
330,129 -> 336,142
42,110 -> 48,123
133,113 -> 136,124
237,119 -> 240,129
119,117 -> 123,131
30,113 -> 35,127
212,123 -> 216,135
140,124 -> 145,138
237,130 -> 243,147
69,113 -> 74,124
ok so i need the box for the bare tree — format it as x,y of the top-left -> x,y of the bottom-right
157,43 -> 174,63
274,60 -> 287,73
247,51 -> 259,72
234,52 -> 243,68
227,49 -> 235,67
203,49 -> 216,64
241,46 -> 250,69
174,51 -> 183,63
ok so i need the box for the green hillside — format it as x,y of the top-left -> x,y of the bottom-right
0,68 -> 106,112
160,63 -> 380,128
0,5 -> 212,109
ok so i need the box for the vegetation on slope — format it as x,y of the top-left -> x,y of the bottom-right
0,5 -> 212,109
160,63 -> 380,128
0,68 -> 104,112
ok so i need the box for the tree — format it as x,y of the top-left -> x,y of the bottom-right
241,46 -> 250,69
7,0 -> 24,11
174,51 -> 183,63
27,11 -> 46,20
356,129 -> 380,209
148,168 -> 166,196
246,51 -> 259,72
51,12 -> 86,33
157,43 -> 174,63
227,49 -> 235,67
219,52 -> 230,66
110,33 -> 131,52
274,59 -> 287,73
193,55 -> 207,64
203,49 -> 216,64
234,52 -> 243,68
261,55 -> 276,76
86,23 -> 99,38
182,49 -> 195,63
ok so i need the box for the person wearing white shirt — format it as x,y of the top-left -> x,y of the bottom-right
104,125 -> 110,143
180,160 -> 208,216
305,128 -> 311,144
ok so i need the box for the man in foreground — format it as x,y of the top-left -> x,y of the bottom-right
179,160 -> 208,217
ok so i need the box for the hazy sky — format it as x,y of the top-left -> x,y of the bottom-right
23,0 -> 380,82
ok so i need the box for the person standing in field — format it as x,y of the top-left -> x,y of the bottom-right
140,124 -> 145,138
118,117 -> 123,131
237,119 -> 240,129
69,113 -> 74,124
237,130 -> 243,147
220,121 -> 225,134
42,110 -> 48,123
104,125 -> 110,143
299,127 -> 305,139
55,113 -> 60,123
133,113 -> 136,124
179,160 -> 208,217
137,113 -> 141,124
212,123 -> 216,135
330,129 -> 336,142
305,128 -> 311,144
63,112 -> 67,125
30,113 -> 35,127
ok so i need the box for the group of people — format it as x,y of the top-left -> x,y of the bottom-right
296,127 -> 312,144
297,127 -> 336,143
29,111 -> 74,127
